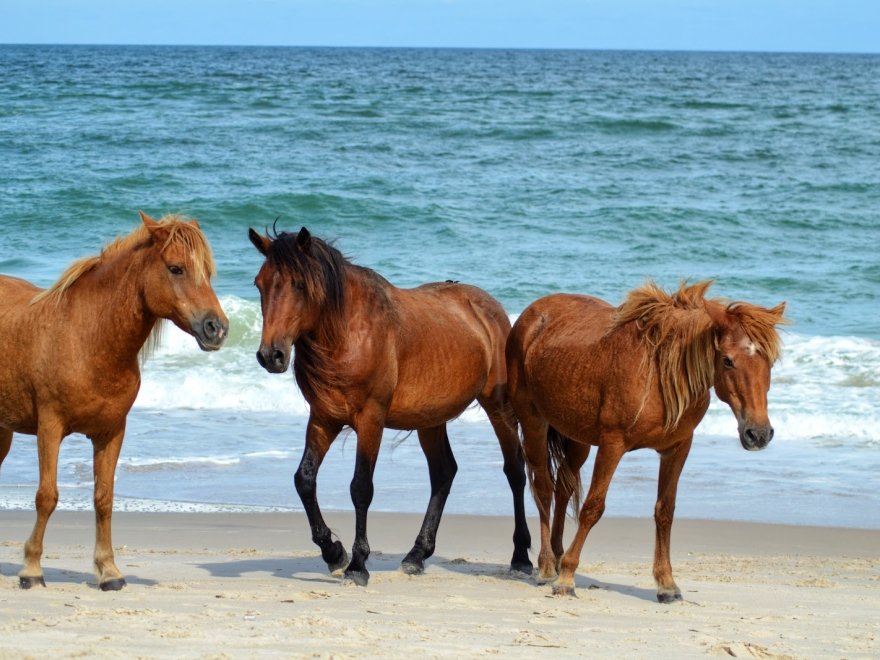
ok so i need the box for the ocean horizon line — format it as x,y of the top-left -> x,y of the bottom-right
2,42 -> 879,57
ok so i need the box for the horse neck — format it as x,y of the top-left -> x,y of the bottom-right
293,264 -> 388,382
57,248 -> 157,366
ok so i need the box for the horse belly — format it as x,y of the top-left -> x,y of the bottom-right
0,389 -> 38,435
0,352 -> 39,434
385,344 -> 487,430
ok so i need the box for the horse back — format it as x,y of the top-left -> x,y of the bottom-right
380,282 -> 508,428
508,293 -> 653,443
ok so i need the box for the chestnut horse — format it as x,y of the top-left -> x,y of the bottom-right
249,226 -> 532,585
0,212 -> 228,590
506,280 -> 786,600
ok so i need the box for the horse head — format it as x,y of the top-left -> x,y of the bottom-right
249,226 -> 343,374
140,212 -> 228,351
708,300 -> 787,451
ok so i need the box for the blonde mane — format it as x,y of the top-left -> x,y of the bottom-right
612,280 -> 784,432
30,214 -> 217,363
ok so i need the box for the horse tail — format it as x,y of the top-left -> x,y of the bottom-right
547,426 -> 583,516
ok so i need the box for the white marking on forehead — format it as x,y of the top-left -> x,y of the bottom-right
739,337 -> 757,356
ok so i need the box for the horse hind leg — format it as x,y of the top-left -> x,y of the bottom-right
401,424 -> 458,576
516,408 -> 555,583
479,389 -> 533,575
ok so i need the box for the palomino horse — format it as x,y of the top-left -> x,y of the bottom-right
506,280 -> 786,600
0,212 -> 228,590
249,226 -> 532,585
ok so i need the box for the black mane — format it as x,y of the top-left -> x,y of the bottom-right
267,229 -> 347,318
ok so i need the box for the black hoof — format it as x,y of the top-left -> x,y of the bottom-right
657,590 -> 683,604
19,575 -> 46,589
400,560 -> 424,576
551,584 -> 577,598
100,578 -> 127,592
510,558 -> 534,576
325,542 -> 349,575
343,568 -> 370,587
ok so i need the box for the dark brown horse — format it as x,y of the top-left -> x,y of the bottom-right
506,280 -> 787,600
0,212 -> 228,590
249,226 -> 532,585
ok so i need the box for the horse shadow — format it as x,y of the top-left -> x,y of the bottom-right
195,552 -> 659,602
0,562 -> 158,589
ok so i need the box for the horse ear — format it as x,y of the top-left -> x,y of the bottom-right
705,299 -> 731,330
140,211 -> 168,244
769,302 -> 790,325
249,228 -> 270,256
139,210 -> 158,229
296,227 -> 312,251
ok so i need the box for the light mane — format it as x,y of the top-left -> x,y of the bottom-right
612,280 -> 785,432
723,300 -> 786,365
30,214 -> 217,363
613,280 -> 717,432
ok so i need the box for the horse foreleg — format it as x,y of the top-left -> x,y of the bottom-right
294,417 -> 346,574
401,425 -> 458,575
554,441 -> 625,597
653,437 -> 693,603
550,441 -> 590,570
343,416 -> 382,586
20,418 -> 64,588
480,390 -> 533,575
92,426 -> 126,591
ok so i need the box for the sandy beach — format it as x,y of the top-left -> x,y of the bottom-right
0,511 -> 877,658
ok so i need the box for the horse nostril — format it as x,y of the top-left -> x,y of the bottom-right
272,349 -> 286,368
745,428 -> 758,445
256,350 -> 267,368
768,427 -> 775,442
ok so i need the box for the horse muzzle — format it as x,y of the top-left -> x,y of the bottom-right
740,423 -> 774,451
256,343 -> 291,373
193,314 -> 229,351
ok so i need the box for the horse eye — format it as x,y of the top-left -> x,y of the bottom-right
723,356 -> 735,369
294,281 -> 305,291
168,265 -> 184,276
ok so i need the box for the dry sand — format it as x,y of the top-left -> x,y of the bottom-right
1,510 -> 877,658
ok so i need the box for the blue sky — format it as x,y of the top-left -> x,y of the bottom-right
1,0 -> 877,53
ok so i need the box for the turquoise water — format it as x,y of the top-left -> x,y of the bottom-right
1,45 -> 878,527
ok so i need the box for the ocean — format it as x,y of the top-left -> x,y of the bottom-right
1,45 -> 878,529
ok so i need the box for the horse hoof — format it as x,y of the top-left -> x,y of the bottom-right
535,571 -> 558,585
551,584 -> 577,598
657,590 -> 682,604
400,560 -> 424,576
326,544 -> 349,575
100,578 -> 127,592
509,559 -> 534,576
328,553 -> 349,576
19,576 -> 46,589
343,569 -> 370,587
